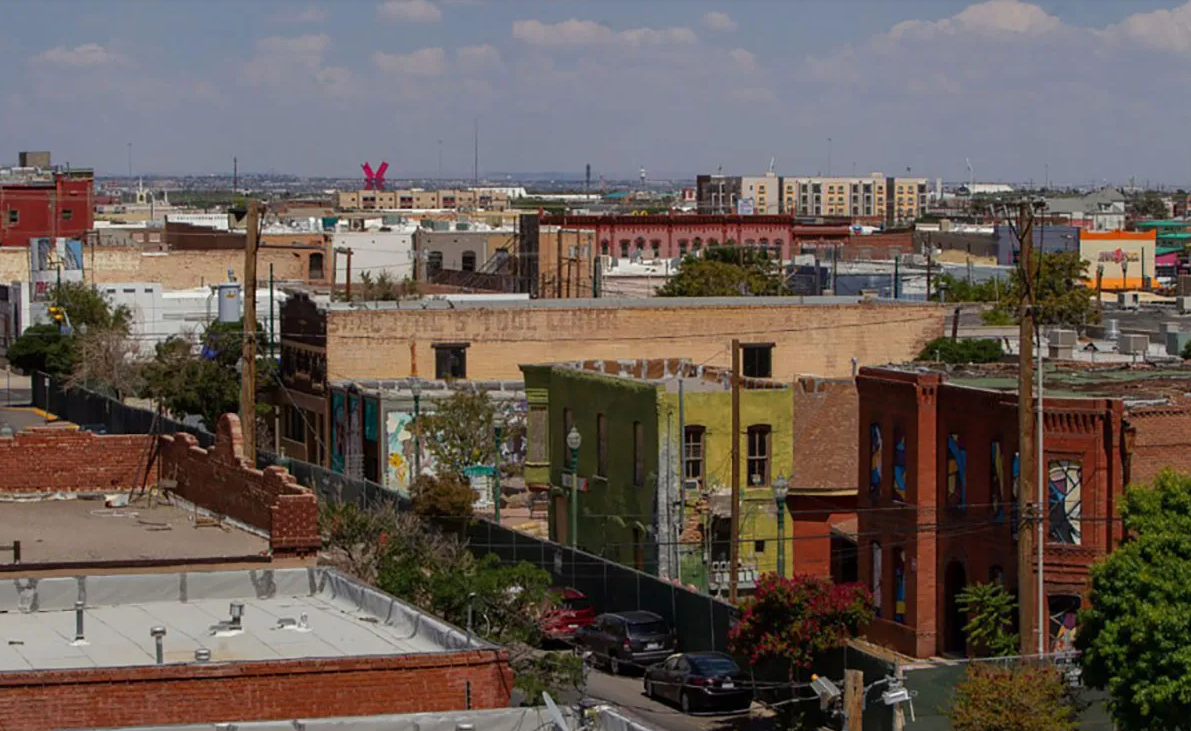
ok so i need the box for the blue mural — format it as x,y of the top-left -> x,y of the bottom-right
946,433 -> 967,510
991,441 -> 1004,522
893,428 -> 907,502
869,424 -> 883,500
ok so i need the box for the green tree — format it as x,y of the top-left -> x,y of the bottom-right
1129,195 -> 1168,220
1077,469 -> 1191,731
422,390 -> 501,478
410,473 -> 475,524
1182,338 -> 1191,361
930,272 -> 1004,303
948,662 -> 1078,731
957,582 -> 1019,657
53,282 -> 132,333
657,258 -> 783,297
6,324 -> 75,376
917,337 -> 1005,364
998,251 -> 1098,329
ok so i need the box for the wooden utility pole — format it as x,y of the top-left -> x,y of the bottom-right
843,669 -> 864,731
240,199 -> 260,464
729,339 -> 742,603
1016,200 -> 1037,655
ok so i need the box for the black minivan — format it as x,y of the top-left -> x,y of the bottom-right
575,611 -> 676,675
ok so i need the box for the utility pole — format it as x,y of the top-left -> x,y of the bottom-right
843,669 -> 864,731
335,247 -> 353,301
1015,199 -> 1037,655
729,339 -> 742,603
240,199 -> 260,464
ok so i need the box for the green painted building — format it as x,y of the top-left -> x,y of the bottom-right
521,358 -> 796,592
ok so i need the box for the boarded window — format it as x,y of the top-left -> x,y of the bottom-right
528,406 -> 547,462
742,344 -> 773,378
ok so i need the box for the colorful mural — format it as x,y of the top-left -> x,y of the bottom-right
1049,595 -> 1081,653
1011,451 -> 1020,538
893,547 -> 906,624
385,411 -> 415,491
893,428 -> 907,502
1048,460 -> 1082,545
946,433 -> 967,509
991,441 -> 1004,522
330,390 -> 346,474
871,541 -> 882,618
869,423 -> 883,500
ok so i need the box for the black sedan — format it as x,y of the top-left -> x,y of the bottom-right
643,652 -> 752,713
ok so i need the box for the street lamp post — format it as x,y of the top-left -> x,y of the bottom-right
566,426 -> 582,548
493,424 -> 503,525
772,474 -> 790,578
410,381 -> 422,483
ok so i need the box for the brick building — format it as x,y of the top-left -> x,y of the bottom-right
853,364 -> 1191,659
0,170 -> 94,246
277,293 -> 946,469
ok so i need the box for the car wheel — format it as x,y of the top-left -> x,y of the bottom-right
643,679 -> 653,698
609,656 -> 621,675
680,692 -> 691,714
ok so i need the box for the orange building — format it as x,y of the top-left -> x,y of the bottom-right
1080,230 -> 1157,291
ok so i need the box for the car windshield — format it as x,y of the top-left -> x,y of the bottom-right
564,597 -> 592,611
690,656 -> 740,675
627,620 -> 668,636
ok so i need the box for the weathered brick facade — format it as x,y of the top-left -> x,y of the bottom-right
159,414 -> 321,558
0,649 -> 512,731
0,429 -> 151,493
856,367 -> 1128,658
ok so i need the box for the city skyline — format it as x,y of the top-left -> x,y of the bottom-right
3,0 -> 1191,183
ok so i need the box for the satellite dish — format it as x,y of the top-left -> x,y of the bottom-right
542,692 -> 571,731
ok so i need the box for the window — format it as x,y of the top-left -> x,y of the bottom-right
1048,595 -> 1081,652
946,433 -> 967,510
563,408 -> 575,469
528,406 -> 547,463
754,540 -> 766,553
619,240 -> 630,258
991,441 -> 1004,522
746,425 -> 771,486
893,547 -> 906,623
869,423 -> 883,500
741,343 -> 773,378
683,425 -> 705,486
678,239 -> 688,255
892,426 -> 906,502
650,240 -> 661,258
433,343 -> 467,379
634,237 -> 645,251
284,405 -> 305,442
633,421 -> 644,486
7,209 -> 17,224
461,250 -> 477,272
596,413 -> 607,477
871,541 -> 882,617
1048,460 -> 1082,545
62,209 -> 73,221
308,252 -> 325,280
600,240 -> 610,257
427,251 -> 444,275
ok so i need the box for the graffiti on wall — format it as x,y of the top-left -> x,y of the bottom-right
384,411 -> 418,492
331,390 -> 346,474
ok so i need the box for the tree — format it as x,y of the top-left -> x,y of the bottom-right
917,337 -> 1005,364
1077,469 -> 1191,731
422,390 -> 502,478
998,251 -> 1098,329
956,582 -> 1019,657
1182,338 -> 1191,361
1129,195 -> 1168,220
410,473 -> 475,523
66,327 -> 144,400
657,258 -> 783,297
6,324 -> 75,376
52,282 -> 133,332
353,271 -> 419,301
948,662 -> 1078,731
730,574 -> 874,670
930,272 -> 1004,304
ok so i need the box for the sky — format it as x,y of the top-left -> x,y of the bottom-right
3,0 -> 1191,184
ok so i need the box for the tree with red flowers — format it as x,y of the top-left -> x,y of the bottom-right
729,573 -> 875,670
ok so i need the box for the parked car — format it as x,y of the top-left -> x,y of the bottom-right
642,651 -> 752,713
540,588 -> 596,642
575,611 -> 676,675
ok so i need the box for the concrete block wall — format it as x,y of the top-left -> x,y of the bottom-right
159,414 -> 320,558
0,429 -> 150,494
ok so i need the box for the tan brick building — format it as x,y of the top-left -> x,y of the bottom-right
337,188 -> 509,212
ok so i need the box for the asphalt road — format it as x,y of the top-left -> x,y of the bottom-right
584,668 -> 777,731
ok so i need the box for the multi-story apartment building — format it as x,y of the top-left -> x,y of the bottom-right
337,188 -> 509,212
741,174 -> 782,215
698,171 -> 929,226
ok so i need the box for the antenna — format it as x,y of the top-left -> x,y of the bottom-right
542,692 -> 571,731
768,156 -> 776,175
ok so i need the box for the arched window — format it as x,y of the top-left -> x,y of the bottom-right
600,239 -> 610,257
308,252 -> 325,280
461,250 -> 477,272
619,239 -> 631,258
650,239 -> 662,258
871,541 -> 883,618
707,237 -> 719,246
427,251 -> 443,275
634,237 -> 646,250
869,423 -> 883,501
893,426 -> 907,502
893,547 -> 907,623
693,237 -> 704,251
678,239 -> 689,255
759,237 -> 769,245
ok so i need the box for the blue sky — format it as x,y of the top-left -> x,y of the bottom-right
3,0 -> 1191,184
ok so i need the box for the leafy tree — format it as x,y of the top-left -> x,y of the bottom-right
998,251 -> 1098,329
957,582 -> 1019,657
1182,338 -> 1191,361
352,271 -> 419,302
1077,469 -> 1191,731
410,473 -> 475,524
948,662 -> 1078,731
917,337 -> 1005,364
6,324 -> 75,376
657,258 -> 782,297
1129,195 -> 1168,220
930,272 -> 1004,304
730,574 -> 874,670
53,282 -> 132,333
422,390 -> 502,478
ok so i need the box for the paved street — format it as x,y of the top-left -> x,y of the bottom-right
585,668 -> 778,731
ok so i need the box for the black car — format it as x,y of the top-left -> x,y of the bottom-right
643,651 -> 752,713
575,611 -> 676,675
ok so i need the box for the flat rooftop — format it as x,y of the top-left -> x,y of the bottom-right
883,363 -> 1191,405
70,708 -> 588,731
0,498 -> 268,565
0,567 -> 484,672
324,295 -> 929,312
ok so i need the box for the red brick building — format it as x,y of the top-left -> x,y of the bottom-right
0,171 -> 94,246
855,367 -> 1129,658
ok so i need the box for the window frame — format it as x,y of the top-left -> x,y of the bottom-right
746,424 -> 771,487
741,342 -> 774,379
432,342 -> 468,380
683,425 -> 705,487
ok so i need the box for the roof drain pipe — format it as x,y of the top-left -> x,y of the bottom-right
74,601 -> 85,644
150,626 -> 166,664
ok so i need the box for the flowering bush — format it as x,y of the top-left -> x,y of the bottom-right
948,662 -> 1077,731
729,573 -> 875,669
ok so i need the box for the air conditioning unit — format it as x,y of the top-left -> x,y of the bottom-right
1118,292 -> 1140,310
1178,296 -> 1191,315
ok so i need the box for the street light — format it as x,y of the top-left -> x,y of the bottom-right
493,423 -> 503,525
566,426 -> 582,548
410,380 -> 422,483
772,474 -> 790,578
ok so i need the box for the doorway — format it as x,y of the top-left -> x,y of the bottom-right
944,560 -> 968,655
553,494 -> 569,545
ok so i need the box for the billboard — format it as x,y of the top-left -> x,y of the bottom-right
736,197 -> 755,216
29,237 -> 84,302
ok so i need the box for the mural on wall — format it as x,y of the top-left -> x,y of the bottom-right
893,428 -> 907,502
1049,596 -> 1081,653
991,441 -> 1004,522
331,390 -> 346,474
1048,460 -> 1082,545
946,433 -> 967,510
893,547 -> 906,624
869,424 -> 883,500
385,411 -> 417,492
346,392 -> 363,480
871,541 -> 882,618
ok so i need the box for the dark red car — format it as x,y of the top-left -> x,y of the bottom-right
541,588 -> 596,642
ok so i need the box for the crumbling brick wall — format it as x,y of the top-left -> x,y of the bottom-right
0,429 -> 151,494
158,414 -> 320,558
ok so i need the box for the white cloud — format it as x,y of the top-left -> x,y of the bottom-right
512,18 -> 696,47
377,0 -> 442,23
702,11 -> 738,32
271,5 -> 328,23
373,47 -> 448,76
880,0 -> 1060,45
456,44 -> 502,73
728,48 -> 756,71
32,43 -> 124,67
241,34 -> 355,94
1103,2 -> 1191,54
